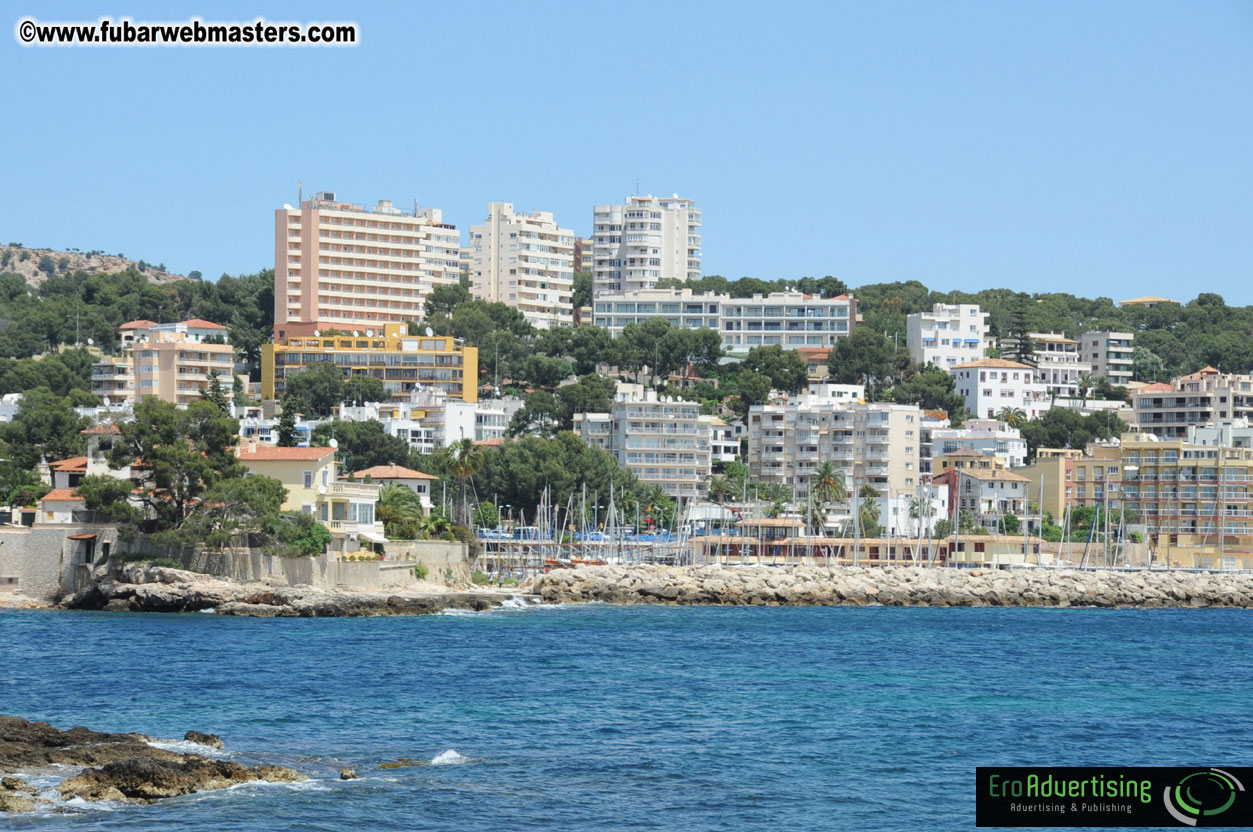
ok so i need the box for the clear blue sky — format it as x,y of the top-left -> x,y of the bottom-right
2,1 -> 1250,301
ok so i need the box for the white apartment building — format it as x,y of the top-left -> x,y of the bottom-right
710,417 -> 739,463
929,419 -> 1029,468
338,388 -> 477,454
274,191 -> 461,328
950,359 -> 1050,421
746,394 -> 923,501
573,389 -> 712,502
906,303 -> 989,368
590,289 -> 856,354
469,202 -> 575,329
1080,331 -> 1134,385
1001,332 -> 1092,397
475,397 -> 525,443
720,293 -> 856,354
592,194 -> 701,295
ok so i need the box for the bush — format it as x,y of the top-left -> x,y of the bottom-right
413,562 -> 429,580
471,570 -> 490,586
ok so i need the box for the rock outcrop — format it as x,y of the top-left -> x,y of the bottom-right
0,716 -> 304,812
524,564 -> 1253,608
60,564 -> 512,617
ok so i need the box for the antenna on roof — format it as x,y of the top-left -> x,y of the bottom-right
298,179 -> 303,205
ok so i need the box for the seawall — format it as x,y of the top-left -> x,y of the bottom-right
524,564 -> 1253,608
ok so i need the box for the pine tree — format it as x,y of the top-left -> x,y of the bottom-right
1004,301 -> 1037,367
202,370 -> 230,414
275,402 -> 299,447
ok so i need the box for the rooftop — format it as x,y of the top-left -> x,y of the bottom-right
119,320 -> 157,330
50,456 -> 88,472
238,446 -> 335,462
353,464 -> 436,480
40,488 -> 84,503
180,318 -> 229,330
950,358 -> 1035,370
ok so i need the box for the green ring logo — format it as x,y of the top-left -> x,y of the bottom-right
1163,768 -> 1245,826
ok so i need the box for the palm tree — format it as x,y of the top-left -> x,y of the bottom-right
707,474 -> 733,504
376,483 -> 423,539
419,510 -> 453,541
810,461 -> 847,506
445,438 -> 485,526
995,406 -> 1027,428
857,484 -> 881,537
1077,373 -> 1094,401
908,497 -> 927,537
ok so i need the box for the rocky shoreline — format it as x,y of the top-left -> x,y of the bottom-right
58,564 -> 516,617
0,716 -> 304,812
523,564 -> 1253,608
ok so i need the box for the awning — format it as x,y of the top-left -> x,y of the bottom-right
67,533 -> 97,540
359,531 -> 388,544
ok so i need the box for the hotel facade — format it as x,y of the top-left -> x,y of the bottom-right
592,194 -> 701,295
469,202 -> 575,329
274,191 -> 461,329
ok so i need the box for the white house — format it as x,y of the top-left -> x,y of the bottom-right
353,464 -> 436,511
949,359 -> 1049,421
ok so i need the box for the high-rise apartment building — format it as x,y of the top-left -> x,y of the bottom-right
274,191 -> 461,329
592,194 -> 700,295
1079,331 -> 1134,385
906,303 -> 989,368
573,237 -> 595,274
469,202 -> 574,329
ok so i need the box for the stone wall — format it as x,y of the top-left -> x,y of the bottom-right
0,525 -> 124,602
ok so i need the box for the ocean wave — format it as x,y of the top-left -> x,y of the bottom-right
430,749 -> 470,766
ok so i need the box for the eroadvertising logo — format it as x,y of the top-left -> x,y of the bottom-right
976,767 -> 1252,827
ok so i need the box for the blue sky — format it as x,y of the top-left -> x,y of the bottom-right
2,1 -> 1249,301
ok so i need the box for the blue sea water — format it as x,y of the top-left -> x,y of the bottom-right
0,603 -> 1250,830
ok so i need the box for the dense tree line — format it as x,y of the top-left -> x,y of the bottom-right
0,267 -> 273,371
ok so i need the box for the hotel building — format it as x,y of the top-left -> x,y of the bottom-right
592,194 -> 701,295
469,202 -> 575,329
274,191 -> 461,329
262,322 -> 478,405
1133,367 -> 1253,439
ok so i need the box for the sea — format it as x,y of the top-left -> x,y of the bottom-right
0,601 -> 1250,830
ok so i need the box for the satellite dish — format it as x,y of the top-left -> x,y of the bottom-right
353,330 -> 360,337
102,396 -> 111,406
86,338 -> 94,346
425,326 -> 434,337
366,329 -> 374,337
329,438 -> 339,449
313,329 -> 320,337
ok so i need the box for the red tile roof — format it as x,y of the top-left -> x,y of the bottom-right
180,318 -> 229,330
238,446 -> 335,462
473,438 -> 505,447
50,456 -> 88,472
81,423 -> 121,435
40,489 -> 84,503
120,319 -> 156,330
354,464 -> 436,480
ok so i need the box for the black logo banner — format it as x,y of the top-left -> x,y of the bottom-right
976,767 -> 1252,827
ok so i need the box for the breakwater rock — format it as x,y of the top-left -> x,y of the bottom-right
0,716 -> 304,811
524,564 -> 1253,608
60,564 -> 511,617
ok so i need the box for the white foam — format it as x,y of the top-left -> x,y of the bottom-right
430,749 -> 470,766
198,607 -> 216,614
147,739 -> 232,758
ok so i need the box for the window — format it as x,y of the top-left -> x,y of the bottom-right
322,468 -> 330,486
303,470 -> 313,488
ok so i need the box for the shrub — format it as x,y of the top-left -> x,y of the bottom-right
413,562 -> 429,580
471,570 -> 490,586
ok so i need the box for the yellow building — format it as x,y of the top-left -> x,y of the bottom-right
1019,454 -> 1073,520
262,322 -> 478,404
933,448 -> 1006,475
236,442 -> 386,553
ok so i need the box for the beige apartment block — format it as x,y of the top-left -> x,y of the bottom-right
573,389 -> 712,502
747,394 -> 923,501
1079,331 -> 1134,385
93,319 -> 234,408
274,191 -> 461,329
1132,367 -> 1253,439
469,202 -> 574,329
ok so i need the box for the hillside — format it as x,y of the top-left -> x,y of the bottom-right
0,243 -> 187,288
